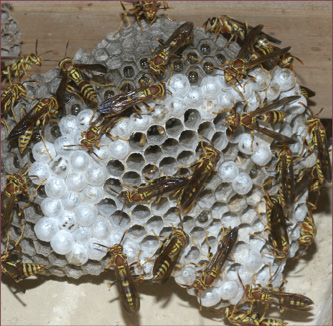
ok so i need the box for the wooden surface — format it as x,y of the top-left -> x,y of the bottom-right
3,1 -> 332,118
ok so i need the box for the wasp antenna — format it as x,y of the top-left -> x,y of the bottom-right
65,40 -> 71,57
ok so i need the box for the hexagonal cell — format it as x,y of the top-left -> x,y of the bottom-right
184,109 -> 201,130
179,130 -> 199,151
159,226 -> 173,238
161,138 -> 180,156
151,197 -> 170,215
182,215 -> 195,233
131,205 -> 151,224
215,183 -> 235,203
227,194 -> 248,214
81,261 -> 103,276
126,225 -> 146,242
158,156 -> 177,175
202,59 -> 216,75
182,49 -> 202,64
107,159 -> 125,178
126,153 -> 145,171
142,163 -> 160,180
165,118 -> 183,138
104,178 -> 122,195
163,207 -> 182,225
65,265 -> 85,279
48,252 -> 68,268
20,238 -> 36,257
146,216 -> 164,234
129,132 -> 147,151
197,189 -> 214,211
198,121 -> 215,139
110,211 -> 130,228
138,57 -> 149,70
146,125 -> 167,145
195,210 -> 212,229
33,239 -> 53,257
140,235 -> 160,254
122,171 -> 141,187
212,131 -> 229,152
144,145 -> 163,163
184,246 -> 200,264
98,198 -> 117,218
177,150 -> 195,167
169,58 -> 188,74
120,61 -> 139,79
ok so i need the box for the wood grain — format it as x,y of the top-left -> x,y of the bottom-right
3,1 -> 332,118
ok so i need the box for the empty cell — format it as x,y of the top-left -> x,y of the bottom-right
146,216 -> 164,234
110,211 -> 130,228
161,138 -> 179,156
129,132 -> 147,151
151,197 -> 169,216
165,118 -> 183,138
177,150 -> 195,167
126,225 -> 146,241
184,109 -> 201,130
159,156 -> 177,175
190,227 -> 206,242
48,252 -> 68,268
107,160 -> 124,177
131,205 -> 151,223
185,246 -> 200,263
122,171 -> 141,187
140,236 -> 160,255
179,130 -> 198,150
163,207 -> 181,225
126,153 -> 145,171
142,164 -> 160,179
198,121 -> 215,139
212,132 -> 228,151
198,190 -> 214,210
144,145 -> 162,163
98,198 -> 117,218
147,125 -> 167,145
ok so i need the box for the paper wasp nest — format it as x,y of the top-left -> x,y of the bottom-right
1,3 -> 21,57
1,17 -> 314,309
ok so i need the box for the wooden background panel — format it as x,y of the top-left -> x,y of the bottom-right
3,1 -> 332,118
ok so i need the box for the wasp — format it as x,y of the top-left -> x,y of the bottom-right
1,165 -> 43,240
219,96 -> 299,151
300,86 -> 316,100
148,22 -> 194,77
149,223 -> 189,284
1,40 -> 53,84
94,230 -> 140,314
176,141 -> 220,215
302,108 -> 332,184
98,82 -> 167,117
121,174 -> 190,206
274,144 -> 295,208
238,272 -> 313,313
252,194 -> 290,259
7,97 -> 59,159
265,194 -> 290,259
217,25 -> 291,89
181,227 -> 238,308
296,209 -> 317,258
1,81 -> 38,124
114,1 -> 172,35
65,113 -> 127,159
203,15 -> 281,48
56,55 -> 109,110
224,306 -> 287,326
1,222 -> 46,293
